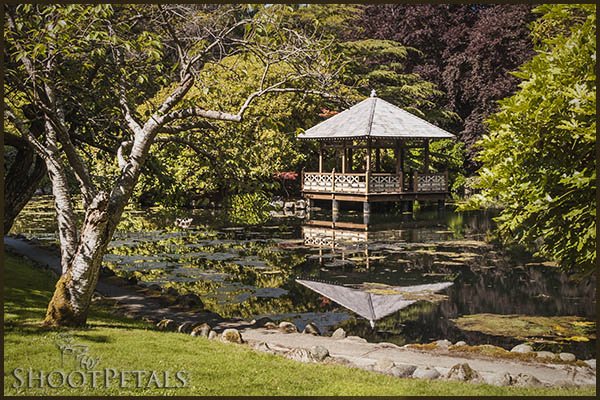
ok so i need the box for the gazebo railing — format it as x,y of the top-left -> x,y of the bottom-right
414,172 -> 448,192
303,170 -> 448,194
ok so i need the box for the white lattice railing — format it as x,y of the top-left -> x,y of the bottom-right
369,173 -> 402,193
414,172 -> 448,192
334,174 -> 367,193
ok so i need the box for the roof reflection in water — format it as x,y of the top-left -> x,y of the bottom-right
296,279 -> 453,328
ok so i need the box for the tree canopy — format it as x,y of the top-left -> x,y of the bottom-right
465,4 -> 596,275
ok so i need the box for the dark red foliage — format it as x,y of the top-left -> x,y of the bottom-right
358,4 -> 536,171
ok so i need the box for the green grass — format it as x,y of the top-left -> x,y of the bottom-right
3,254 -> 596,396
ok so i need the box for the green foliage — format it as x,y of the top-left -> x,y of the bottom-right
465,4 -> 596,274
227,192 -> 273,226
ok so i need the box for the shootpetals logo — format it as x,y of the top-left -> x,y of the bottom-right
11,333 -> 189,389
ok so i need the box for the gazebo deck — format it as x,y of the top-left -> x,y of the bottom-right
302,170 -> 448,202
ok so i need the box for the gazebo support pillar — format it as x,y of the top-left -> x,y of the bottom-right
318,143 -> 323,173
424,139 -> 430,172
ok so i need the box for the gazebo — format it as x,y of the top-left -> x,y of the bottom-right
299,90 -> 455,216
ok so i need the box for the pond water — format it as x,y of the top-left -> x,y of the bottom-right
10,197 -> 596,358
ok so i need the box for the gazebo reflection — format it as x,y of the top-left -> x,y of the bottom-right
296,278 -> 453,328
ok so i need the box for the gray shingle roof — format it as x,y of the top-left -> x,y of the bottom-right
298,93 -> 455,140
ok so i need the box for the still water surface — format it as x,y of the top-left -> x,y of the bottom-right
11,198 -> 596,358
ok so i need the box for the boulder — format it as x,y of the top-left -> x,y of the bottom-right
278,321 -> 298,333
412,366 -> 441,380
559,352 -> 576,362
331,328 -> 346,339
446,363 -> 483,382
177,321 -> 194,334
309,346 -> 329,362
435,339 -> 452,349
254,342 -> 274,353
510,343 -> 534,354
454,341 -> 467,347
263,322 -> 278,330
375,358 -> 395,372
302,322 -> 321,336
191,323 -> 212,338
285,348 -> 312,363
535,351 -> 555,360
156,319 -> 176,331
584,359 -> 596,369
221,328 -> 243,344
490,372 -> 513,386
389,365 -> 417,378
512,373 -> 543,387
252,317 -> 274,328
345,336 -> 367,343
208,331 -> 218,340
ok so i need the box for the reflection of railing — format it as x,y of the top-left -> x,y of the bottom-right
414,172 -> 448,192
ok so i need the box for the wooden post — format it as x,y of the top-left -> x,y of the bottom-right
424,139 -> 430,172
301,167 -> 305,192
395,141 -> 401,175
366,139 -> 372,194
414,171 -> 419,192
375,147 -> 380,172
347,147 -> 353,173
331,168 -> 336,192
318,142 -> 323,173
341,145 -> 346,174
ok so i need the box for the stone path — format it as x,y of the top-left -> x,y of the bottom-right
5,236 -> 596,388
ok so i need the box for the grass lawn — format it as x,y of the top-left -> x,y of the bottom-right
3,253 -> 596,396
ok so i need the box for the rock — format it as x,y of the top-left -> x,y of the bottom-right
331,328 -> 346,339
584,359 -> 596,369
177,321 -> 194,334
252,317 -> 274,328
510,343 -> 534,354
490,372 -> 513,386
559,352 -> 576,362
191,323 -> 212,338
309,345 -> 329,361
278,321 -> 298,333
156,319 -> 176,331
375,358 -> 395,372
295,200 -> 307,210
412,366 -> 441,380
221,328 -> 243,344
435,339 -> 452,349
283,201 -> 295,210
285,348 -> 312,363
208,331 -> 218,340
345,336 -> 367,343
512,373 -> 543,387
535,351 -> 555,360
389,365 -> 417,378
446,363 -> 483,382
254,342 -> 274,353
177,293 -> 203,308
302,322 -> 321,336
263,322 -> 278,330
454,341 -> 467,347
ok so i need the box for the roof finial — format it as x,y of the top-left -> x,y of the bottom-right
370,89 -> 377,98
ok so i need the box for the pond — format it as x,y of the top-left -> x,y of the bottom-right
10,196 -> 596,359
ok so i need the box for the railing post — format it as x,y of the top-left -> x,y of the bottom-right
444,170 -> 449,192
399,171 -> 403,193
331,168 -> 336,192
414,171 -> 419,192
365,170 -> 370,194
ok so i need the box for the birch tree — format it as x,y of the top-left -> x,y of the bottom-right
4,4 -> 338,326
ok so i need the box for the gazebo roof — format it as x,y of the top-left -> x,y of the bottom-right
298,91 -> 455,141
